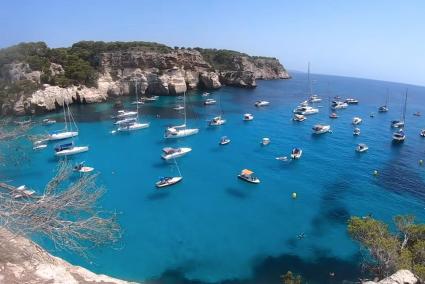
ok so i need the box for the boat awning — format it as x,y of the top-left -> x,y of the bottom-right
241,169 -> 253,175
162,147 -> 176,154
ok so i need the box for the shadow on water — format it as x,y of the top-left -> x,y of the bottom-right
225,187 -> 249,199
145,252 -> 362,284
146,190 -> 171,201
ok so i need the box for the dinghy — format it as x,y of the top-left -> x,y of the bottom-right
219,136 -> 231,145
291,148 -> 303,159
243,113 -> 254,121
356,143 -> 368,153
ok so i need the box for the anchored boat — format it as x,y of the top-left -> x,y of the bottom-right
238,169 -> 260,184
161,147 -> 192,160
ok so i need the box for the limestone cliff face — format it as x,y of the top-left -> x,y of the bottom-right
363,270 -> 418,284
0,42 -> 290,115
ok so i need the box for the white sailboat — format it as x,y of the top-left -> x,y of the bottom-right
307,63 -> 321,103
117,80 -> 150,132
209,92 -> 226,126
48,103 -> 78,141
392,90 -> 408,143
165,92 -> 199,138
378,89 -> 390,112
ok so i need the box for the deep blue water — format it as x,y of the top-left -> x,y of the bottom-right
3,72 -> 425,283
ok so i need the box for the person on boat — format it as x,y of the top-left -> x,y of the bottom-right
73,162 -> 84,171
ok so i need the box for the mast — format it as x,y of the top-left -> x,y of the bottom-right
385,89 -> 389,107
135,79 -> 139,120
63,102 -> 68,131
308,62 -> 313,97
183,91 -> 187,127
174,158 -> 182,177
402,89 -> 408,123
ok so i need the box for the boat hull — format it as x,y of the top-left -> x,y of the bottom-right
55,146 -> 89,157
161,148 -> 192,160
238,175 -> 260,184
156,177 -> 183,188
49,131 -> 78,141
164,128 -> 199,139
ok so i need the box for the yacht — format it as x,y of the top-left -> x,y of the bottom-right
291,148 -> 303,159
204,98 -> 216,105
237,169 -> 260,184
309,95 -> 322,103
165,92 -> 199,139
332,101 -> 348,110
117,120 -> 149,132
379,90 -> 390,113
352,117 -> 362,125
255,100 -> 270,107
353,128 -> 361,136
293,114 -> 307,121
243,113 -> 254,121
219,136 -> 231,145
420,130 -> 425,137
356,143 -> 368,153
48,103 -> 78,141
345,98 -> 359,104
261,137 -> 271,146
209,116 -> 226,126
156,159 -> 183,188
54,142 -> 89,157
392,129 -> 406,142
293,106 -> 319,115
391,120 -> 404,128
161,147 -> 192,160
391,90 -> 408,133
114,110 -> 138,119
312,124 -> 331,134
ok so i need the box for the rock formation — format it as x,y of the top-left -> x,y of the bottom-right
363,270 -> 418,284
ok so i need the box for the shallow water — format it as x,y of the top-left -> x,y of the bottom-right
3,72 -> 425,283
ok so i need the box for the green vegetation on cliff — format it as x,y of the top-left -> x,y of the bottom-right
348,215 -> 425,280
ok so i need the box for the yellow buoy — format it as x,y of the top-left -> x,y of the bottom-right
292,192 -> 297,199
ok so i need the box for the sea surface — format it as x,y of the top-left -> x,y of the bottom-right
2,72 -> 425,283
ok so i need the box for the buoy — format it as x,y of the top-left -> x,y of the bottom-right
292,192 -> 297,199
419,160 -> 423,165
373,170 -> 378,176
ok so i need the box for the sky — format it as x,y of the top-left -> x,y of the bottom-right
1,0 -> 424,86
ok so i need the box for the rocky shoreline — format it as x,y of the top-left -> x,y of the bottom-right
0,42 -> 290,115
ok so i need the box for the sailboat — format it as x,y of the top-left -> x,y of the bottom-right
378,89 -> 390,113
164,92 -> 199,138
391,91 -> 406,129
392,90 -> 408,143
48,102 -> 78,141
328,96 -> 338,118
307,63 -> 321,103
117,80 -> 150,132
209,92 -> 226,126
156,158 -> 183,188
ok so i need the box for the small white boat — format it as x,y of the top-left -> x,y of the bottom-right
292,114 -> 306,122
243,113 -> 254,121
353,128 -> 361,136
420,129 -> 425,137
33,144 -> 47,150
391,120 -> 404,128
293,106 -> 319,115
54,142 -> 89,157
209,116 -> 226,126
255,100 -> 270,107
42,118 -> 56,125
378,106 -> 389,113
392,129 -> 406,142
352,117 -> 362,125
345,98 -> 359,104
161,147 -> 192,160
261,137 -> 271,146
173,105 -> 185,111
73,162 -> 94,173
356,143 -> 368,153
219,136 -> 231,145
114,110 -> 138,119
308,95 -> 322,103
204,99 -> 216,105
156,176 -> 183,188
238,169 -> 260,184
329,112 -> 338,119
202,92 -> 210,97
312,124 -> 331,134
117,121 -> 150,132
48,131 -> 79,141
332,101 -> 348,109
291,148 -> 303,159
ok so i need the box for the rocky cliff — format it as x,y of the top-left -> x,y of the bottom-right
0,41 -> 290,115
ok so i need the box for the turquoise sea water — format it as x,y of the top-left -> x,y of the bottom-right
3,72 -> 425,283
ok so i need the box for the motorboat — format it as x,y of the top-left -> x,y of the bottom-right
352,117 -> 362,125
413,112 -> 421,117
114,110 -> 138,119
391,120 -> 404,128
202,92 -> 210,97
392,129 -> 406,142
345,98 -> 359,104
204,98 -> 216,105
312,124 -> 331,134
291,148 -> 303,159
238,169 -> 260,184
293,114 -> 307,121
117,121 -> 150,132
308,95 -> 322,103
293,106 -> 319,115
161,147 -> 192,160
255,100 -> 270,107
48,130 -> 78,141
420,129 -> 425,137
209,116 -> 226,126
356,143 -> 368,153
42,118 -> 56,125
219,136 -> 231,145
54,142 -> 89,157
173,105 -> 185,111
332,101 -> 348,109
243,113 -> 254,121
261,137 -> 270,146
378,106 -> 389,113
156,176 -> 183,188
329,112 -> 338,119
353,128 -> 361,136
73,161 -> 94,173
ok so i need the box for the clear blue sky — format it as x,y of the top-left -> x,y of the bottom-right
1,0 -> 424,86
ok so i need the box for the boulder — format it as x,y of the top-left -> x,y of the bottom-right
200,72 -> 221,89
363,270 -> 418,284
